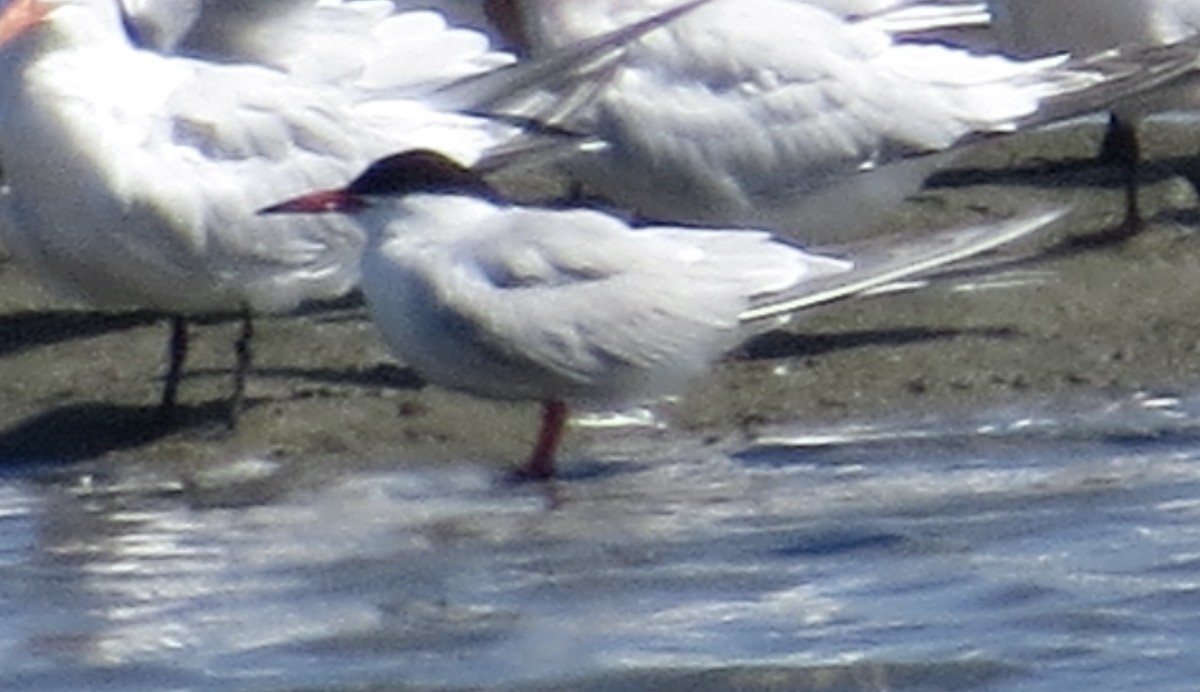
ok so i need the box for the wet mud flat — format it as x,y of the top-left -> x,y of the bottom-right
3,116 -> 1200,473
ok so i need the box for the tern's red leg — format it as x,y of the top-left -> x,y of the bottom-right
522,400 -> 568,480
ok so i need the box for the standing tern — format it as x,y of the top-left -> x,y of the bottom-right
987,0 -> 1200,231
263,149 -> 1067,479
0,0 -> 710,427
490,0 -> 1200,242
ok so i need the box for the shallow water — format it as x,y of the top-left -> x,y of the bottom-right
5,392 -> 1200,691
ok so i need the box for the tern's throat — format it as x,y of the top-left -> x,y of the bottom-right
363,194 -> 496,249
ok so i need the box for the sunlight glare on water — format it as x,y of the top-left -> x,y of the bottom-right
5,392 -> 1200,690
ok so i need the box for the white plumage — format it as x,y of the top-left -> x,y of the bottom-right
0,0 -> 663,423
265,149 -> 1067,478
496,0 -> 1194,240
120,0 -> 516,92
0,0 -> 516,315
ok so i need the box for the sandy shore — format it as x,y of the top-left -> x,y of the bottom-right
4,116 -> 1200,473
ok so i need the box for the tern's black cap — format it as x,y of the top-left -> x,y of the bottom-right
347,150 -> 495,199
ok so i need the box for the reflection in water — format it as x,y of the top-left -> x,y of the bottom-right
4,392 -> 1200,690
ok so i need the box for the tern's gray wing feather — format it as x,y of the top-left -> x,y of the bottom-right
0,40 -> 387,312
163,63 -> 367,164
92,49 -> 523,313
429,0 -> 718,121
126,0 -> 514,94
417,204 -> 842,402
740,206 -> 1069,323
138,63 -> 390,308
850,0 -> 990,34
531,0 -> 1077,231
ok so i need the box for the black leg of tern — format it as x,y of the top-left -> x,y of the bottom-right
160,314 -> 188,420
228,308 -> 253,430
1098,113 -> 1142,235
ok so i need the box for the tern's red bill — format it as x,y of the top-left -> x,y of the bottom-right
0,0 -> 48,46
259,189 -> 367,215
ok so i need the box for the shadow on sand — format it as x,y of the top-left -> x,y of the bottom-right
739,326 -> 1021,361
0,400 -> 233,464
0,309 -> 165,358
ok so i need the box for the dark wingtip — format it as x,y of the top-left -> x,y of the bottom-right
347,150 -> 495,199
